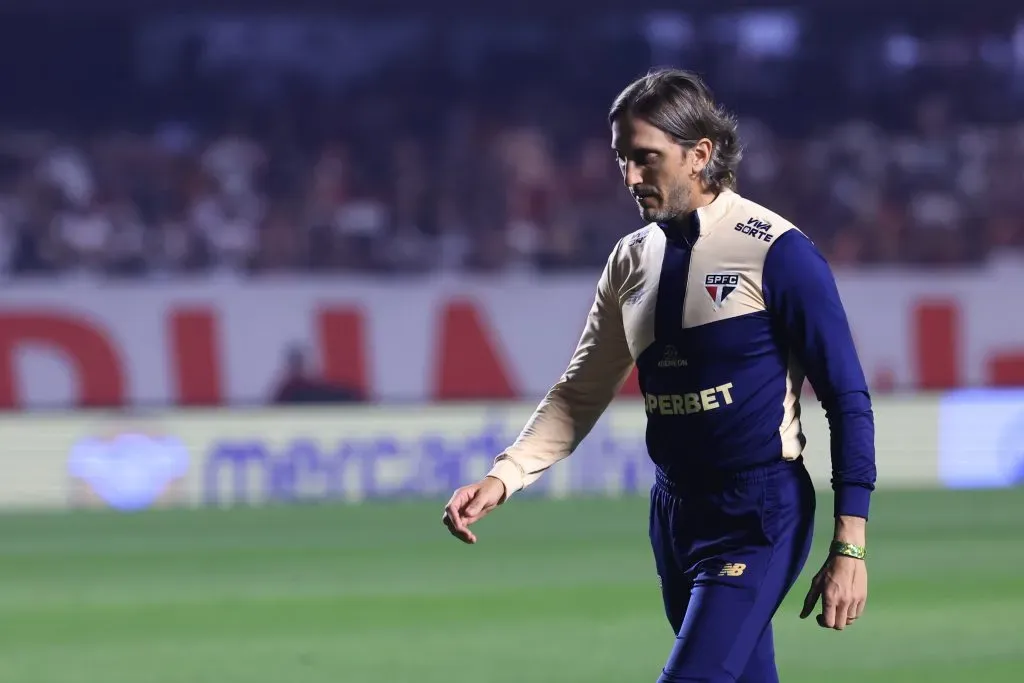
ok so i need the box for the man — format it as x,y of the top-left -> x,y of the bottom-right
442,69 -> 875,683
271,345 -> 362,404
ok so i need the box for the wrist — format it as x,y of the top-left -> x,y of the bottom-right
485,460 -> 522,502
829,540 -> 867,560
483,475 -> 509,504
833,514 -> 866,542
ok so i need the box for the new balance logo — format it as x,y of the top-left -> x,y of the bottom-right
629,228 -> 650,246
625,287 -> 646,306
657,345 -> 687,368
719,562 -> 747,577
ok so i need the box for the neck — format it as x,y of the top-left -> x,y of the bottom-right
661,187 -> 720,239
690,186 -> 720,214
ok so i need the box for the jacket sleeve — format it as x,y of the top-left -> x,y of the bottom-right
762,229 -> 877,519
486,241 -> 636,498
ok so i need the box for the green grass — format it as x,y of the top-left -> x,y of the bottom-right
0,489 -> 1021,682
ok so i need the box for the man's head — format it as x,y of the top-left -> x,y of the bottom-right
609,69 -> 742,224
285,345 -> 311,378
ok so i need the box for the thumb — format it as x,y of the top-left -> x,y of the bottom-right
464,489 -> 484,517
800,576 -> 822,619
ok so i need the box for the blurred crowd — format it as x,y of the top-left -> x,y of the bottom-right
0,11 -> 1022,277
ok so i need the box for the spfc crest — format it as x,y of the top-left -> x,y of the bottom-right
704,272 -> 740,310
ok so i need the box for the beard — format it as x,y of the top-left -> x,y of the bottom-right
636,181 -> 692,224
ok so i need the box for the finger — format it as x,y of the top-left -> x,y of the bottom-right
853,598 -> 866,619
819,593 -> 839,630
462,489 -> 491,525
464,503 -> 485,522
441,510 -> 455,530
833,601 -> 852,631
462,510 -> 485,526
464,490 -> 485,518
846,600 -> 861,627
815,610 -> 843,630
442,512 -> 477,544
799,583 -> 820,619
799,577 -> 822,619
443,491 -> 470,532
463,501 -> 494,525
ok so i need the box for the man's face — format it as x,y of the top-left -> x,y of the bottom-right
611,115 -> 695,224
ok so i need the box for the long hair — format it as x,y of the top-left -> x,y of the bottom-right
608,69 -> 743,193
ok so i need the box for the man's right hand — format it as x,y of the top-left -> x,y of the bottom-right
441,476 -> 507,544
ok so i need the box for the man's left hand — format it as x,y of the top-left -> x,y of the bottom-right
799,554 -> 868,630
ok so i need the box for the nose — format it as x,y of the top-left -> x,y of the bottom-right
622,161 -> 644,189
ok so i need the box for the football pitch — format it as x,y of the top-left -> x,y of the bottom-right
0,488 -> 1021,683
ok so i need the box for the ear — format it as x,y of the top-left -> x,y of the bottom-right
689,139 -> 714,176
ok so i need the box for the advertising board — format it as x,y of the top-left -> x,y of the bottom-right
0,396 -> 944,511
938,390 -> 1024,489
1,271 -> 1023,409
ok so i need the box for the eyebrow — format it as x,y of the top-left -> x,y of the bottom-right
612,146 -> 660,155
